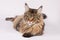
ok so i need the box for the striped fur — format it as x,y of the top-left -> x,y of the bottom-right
5,3 -> 47,38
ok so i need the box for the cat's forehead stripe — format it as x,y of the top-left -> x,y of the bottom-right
29,9 -> 37,13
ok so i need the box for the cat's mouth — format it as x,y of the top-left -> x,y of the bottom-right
27,21 -> 35,27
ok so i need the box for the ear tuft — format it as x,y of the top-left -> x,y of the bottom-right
40,6 -> 43,8
25,3 -> 27,5
38,5 -> 43,9
37,5 -> 43,13
25,3 -> 29,12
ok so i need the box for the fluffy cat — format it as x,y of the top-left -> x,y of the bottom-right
5,3 -> 47,38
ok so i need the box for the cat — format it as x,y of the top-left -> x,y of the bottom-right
5,3 -> 47,38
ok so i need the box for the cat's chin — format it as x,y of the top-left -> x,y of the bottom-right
27,21 -> 35,26
27,21 -> 33,26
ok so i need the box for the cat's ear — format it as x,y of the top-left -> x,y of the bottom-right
37,6 -> 43,13
25,3 -> 29,12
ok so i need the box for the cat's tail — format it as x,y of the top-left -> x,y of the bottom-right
5,17 -> 15,22
42,13 -> 47,19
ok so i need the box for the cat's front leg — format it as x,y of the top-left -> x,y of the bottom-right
31,22 -> 45,36
22,26 -> 33,38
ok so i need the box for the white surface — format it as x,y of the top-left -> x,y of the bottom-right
0,0 -> 60,40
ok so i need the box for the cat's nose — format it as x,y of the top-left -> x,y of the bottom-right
29,17 -> 33,21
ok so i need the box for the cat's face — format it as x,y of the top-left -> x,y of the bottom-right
24,3 -> 43,21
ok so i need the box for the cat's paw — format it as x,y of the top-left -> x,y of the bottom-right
23,33 -> 33,38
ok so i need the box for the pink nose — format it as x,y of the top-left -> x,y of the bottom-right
29,17 -> 33,21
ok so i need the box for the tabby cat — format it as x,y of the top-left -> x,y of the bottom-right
5,3 -> 47,38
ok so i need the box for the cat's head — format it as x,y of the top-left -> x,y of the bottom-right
24,3 -> 43,21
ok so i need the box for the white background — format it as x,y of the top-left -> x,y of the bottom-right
0,0 -> 60,40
